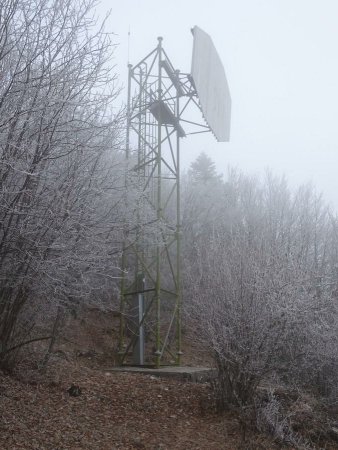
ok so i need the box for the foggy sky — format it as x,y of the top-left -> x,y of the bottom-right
99,0 -> 338,211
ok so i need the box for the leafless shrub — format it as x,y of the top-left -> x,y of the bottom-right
256,391 -> 314,449
0,0 -> 124,368
183,164 -> 338,441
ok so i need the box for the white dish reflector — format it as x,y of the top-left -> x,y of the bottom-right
191,26 -> 231,142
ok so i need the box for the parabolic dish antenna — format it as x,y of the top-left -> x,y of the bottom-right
191,26 -> 231,142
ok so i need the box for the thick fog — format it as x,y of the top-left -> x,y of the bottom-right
1,4 -> 338,446
99,0 -> 338,210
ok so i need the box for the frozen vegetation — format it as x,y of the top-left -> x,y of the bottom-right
0,1 -> 337,447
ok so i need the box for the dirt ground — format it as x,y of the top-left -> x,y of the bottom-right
0,309 -> 337,449
0,361 -> 283,450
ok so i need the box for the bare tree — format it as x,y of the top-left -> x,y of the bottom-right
0,0 -> 124,367
183,166 -> 338,414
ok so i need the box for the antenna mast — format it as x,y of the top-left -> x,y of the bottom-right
119,28 -> 231,367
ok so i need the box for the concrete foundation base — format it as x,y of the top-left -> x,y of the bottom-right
105,366 -> 216,383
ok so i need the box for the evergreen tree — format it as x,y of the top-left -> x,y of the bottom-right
189,152 -> 222,184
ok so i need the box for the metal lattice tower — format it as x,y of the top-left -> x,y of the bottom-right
118,32 -> 229,367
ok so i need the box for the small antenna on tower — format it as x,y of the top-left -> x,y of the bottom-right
127,26 -> 131,65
